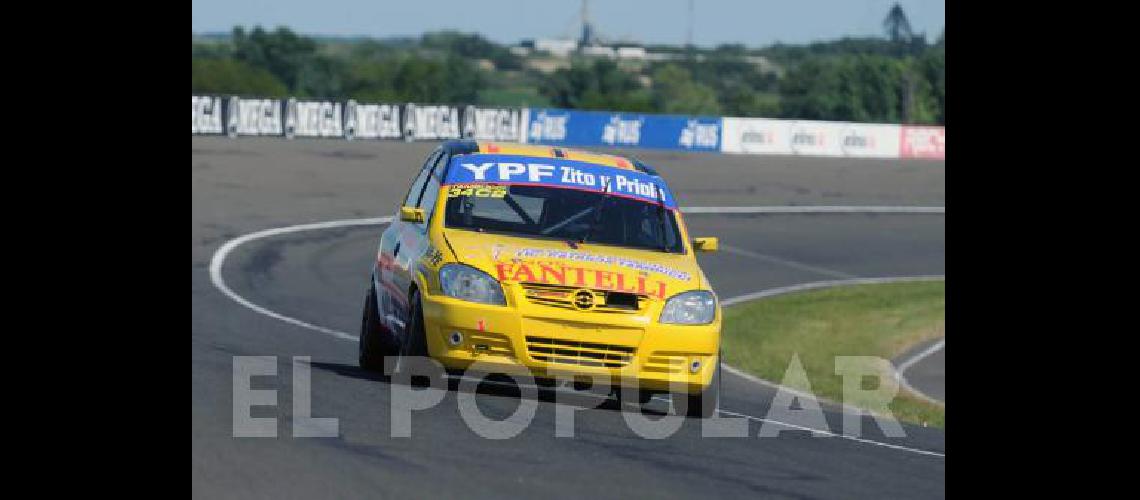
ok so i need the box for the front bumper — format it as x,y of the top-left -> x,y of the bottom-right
419,290 -> 721,395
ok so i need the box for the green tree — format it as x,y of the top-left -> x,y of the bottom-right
191,57 -> 288,97
917,46 -> 945,124
651,64 -> 721,115
779,54 -> 939,124
540,59 -> 653,112
231,26 -> 319,92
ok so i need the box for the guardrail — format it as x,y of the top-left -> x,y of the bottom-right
192,95 -> 945,160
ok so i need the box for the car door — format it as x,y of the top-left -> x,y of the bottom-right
376,148 -> 446,336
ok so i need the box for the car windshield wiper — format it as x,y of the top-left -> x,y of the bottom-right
580,178 -> 613,245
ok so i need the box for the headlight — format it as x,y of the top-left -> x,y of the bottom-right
659,290 -> 717,325
438,264 -> 506,305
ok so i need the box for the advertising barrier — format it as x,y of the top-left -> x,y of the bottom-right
344,101 -> 402,140
900,126 -> 946,159
787,120 -> 846,157
191,94 -> 944,160
192,96 -> 225,135
720,117 -> 793,155
285,99 -> 345,139
838,123 -> 902,158
463,106 -> 526,142
525,108 -> 721,153
226,97 -> 283,137
402,104 -> 461,141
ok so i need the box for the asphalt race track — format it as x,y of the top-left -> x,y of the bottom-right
192,137 -> 946,499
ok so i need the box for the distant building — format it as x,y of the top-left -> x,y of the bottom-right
534,39 -> 578,57
616,46 -> 647,60
580,45 -> 615,58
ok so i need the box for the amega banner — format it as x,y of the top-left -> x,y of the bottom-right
900,126 -> 946,159
402,103 -> 461,141
284,99 -> 344,139
192,96 -> 225,135
226,97 -> 283,137
462,106 -> 524,142
344,100 -> 402,140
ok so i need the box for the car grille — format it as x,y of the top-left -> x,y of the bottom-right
643,352 -> 687,374
465,331 -> 515,358
519,283 -> 646,313
525,336 -> 635,368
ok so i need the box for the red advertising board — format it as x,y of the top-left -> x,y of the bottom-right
900,126 -> 946,159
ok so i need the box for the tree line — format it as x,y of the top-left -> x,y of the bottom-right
192,23 -> 944,125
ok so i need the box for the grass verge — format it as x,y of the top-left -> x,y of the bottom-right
722,280 -> 945,428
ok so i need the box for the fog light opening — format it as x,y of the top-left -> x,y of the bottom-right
689,359 -> 702,374
448,331 -> 463,346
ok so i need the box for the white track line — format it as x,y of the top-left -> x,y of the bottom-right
894,339 -> 946,406
206,209 -> 945,458
715,409 -> 945,458
208,217 -> 391,342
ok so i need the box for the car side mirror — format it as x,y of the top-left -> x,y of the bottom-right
693,237 -> 718,252
399,206 -> 425,223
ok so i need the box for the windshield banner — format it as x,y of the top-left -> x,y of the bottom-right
443,154 -> 677,209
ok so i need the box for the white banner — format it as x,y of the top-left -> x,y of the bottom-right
191,96 -> 225,135
838,123 -> 901,158
285,99 -> 344,139
226,97 -> 283,137
462,106 -> 523,142
344,101 -> 402,140
788,120 -> 846,157
720,117 -> 793,155
402,104 -> 460,141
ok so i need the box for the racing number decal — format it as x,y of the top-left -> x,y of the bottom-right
446,184 -> 507,199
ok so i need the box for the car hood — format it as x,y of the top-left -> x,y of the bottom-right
441,229 -> 704,300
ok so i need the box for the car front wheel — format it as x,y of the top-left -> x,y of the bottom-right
677,359 -> 720,418
358,285 -> 395,371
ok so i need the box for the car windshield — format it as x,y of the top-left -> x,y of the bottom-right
443,183 -> 684,253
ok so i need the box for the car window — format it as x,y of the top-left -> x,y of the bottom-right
402,149 -> 440,208
417,153 -> 447,225
444,184 -> 684,253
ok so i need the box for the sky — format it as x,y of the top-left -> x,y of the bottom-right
191,0 -> 945,48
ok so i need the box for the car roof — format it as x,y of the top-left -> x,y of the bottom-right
441,140 -> 660,177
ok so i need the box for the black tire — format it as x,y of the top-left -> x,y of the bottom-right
639,389 -> 655,405
680,360 -> 720,418
612,387 -> 655,406
405,288 -> 428,357
358,285 -> 393,371
392,288 -> 429,377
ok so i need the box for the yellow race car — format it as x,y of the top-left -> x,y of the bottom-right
359,140 -> 722,417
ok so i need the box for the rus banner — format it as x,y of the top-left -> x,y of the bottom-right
525,108 -> 721,152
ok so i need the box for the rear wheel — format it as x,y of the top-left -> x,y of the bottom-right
358,285 -> 394,371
